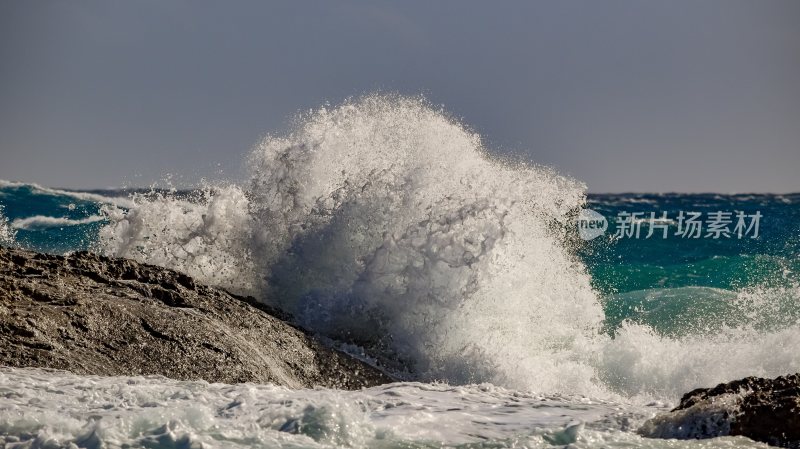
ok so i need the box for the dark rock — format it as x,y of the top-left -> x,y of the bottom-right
0,246 -> 392,389
640,374 -> 800,447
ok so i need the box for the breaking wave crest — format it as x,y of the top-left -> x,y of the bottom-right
97,94 -> 800,401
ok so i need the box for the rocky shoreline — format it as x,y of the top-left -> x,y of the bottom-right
0,247 -> 391,389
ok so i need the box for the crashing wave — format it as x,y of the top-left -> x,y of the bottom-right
97,94 -> 800,401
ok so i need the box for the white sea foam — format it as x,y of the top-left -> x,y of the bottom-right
97,94 -> 800,403
0,367 -> 767,449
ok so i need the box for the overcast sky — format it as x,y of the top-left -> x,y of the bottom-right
1,1 -> 798,192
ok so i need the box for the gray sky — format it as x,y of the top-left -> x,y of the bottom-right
1,1 -> 798,192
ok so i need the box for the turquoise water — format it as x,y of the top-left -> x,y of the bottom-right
0,182 -> 111,254
584,193 -> 800,293
581,193 -> 800,337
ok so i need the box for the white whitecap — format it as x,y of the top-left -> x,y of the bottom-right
11,214 -> 105,230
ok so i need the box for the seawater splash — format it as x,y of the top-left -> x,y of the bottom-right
244,95 -> 604,387
100,186 -> 257,292
99,94 -> 603,392
0,205 -> 16,246
97,94 -> 800,402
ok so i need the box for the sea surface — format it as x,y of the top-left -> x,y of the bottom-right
1,95 -> 798,448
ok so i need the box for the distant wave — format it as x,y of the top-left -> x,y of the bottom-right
0,180 -> 134,208
11,215 -> 105,230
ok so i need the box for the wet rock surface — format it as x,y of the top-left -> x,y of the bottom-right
0,247 -> 392,389
641,374 -> 800,447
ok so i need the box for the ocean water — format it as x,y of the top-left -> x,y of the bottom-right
1,95 -> 798,448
